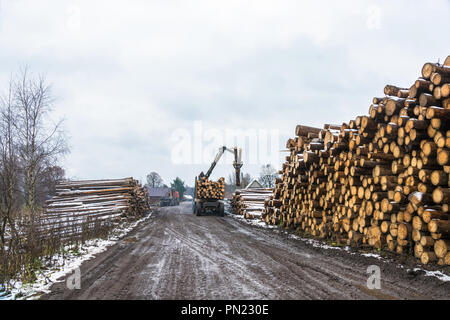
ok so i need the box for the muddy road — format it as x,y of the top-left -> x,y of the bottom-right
42,202 -> 450,299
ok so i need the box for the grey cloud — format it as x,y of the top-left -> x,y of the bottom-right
0,0 -> 449,185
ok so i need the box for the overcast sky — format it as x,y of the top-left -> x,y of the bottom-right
0,0 -> 449,186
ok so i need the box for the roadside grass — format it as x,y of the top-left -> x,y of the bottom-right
0,209 -> 134,295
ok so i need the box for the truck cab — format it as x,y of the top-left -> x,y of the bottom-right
160,188 -> 180,207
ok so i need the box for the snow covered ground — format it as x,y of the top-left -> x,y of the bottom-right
411,268 -> 450,282
0,212 -> 152,300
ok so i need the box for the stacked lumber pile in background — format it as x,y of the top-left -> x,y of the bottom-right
231,188 -> 273,219
263,55 -> 450,265
40,177 -> 150,240
195,177 -> 225,199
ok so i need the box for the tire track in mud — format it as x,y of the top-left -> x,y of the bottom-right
41,202 -> 450,300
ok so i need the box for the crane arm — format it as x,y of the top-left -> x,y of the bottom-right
205,146 -> 227,179
204,146 -> 243,186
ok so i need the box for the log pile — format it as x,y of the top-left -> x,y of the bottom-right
231,188 -> 273,219
195,177 -> 225,200
263,56 -> 450,265
40,177 -> 150,240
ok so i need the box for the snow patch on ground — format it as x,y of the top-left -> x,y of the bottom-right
0,213 -> 152,300
361,253 -> 384,260
289,234 -> 344,251
412,268 -> 450,282
228,213 -> 277,229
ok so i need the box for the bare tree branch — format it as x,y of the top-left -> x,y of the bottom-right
13,68 -> 68,209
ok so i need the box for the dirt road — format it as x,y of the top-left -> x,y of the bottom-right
41,202 -> 450,299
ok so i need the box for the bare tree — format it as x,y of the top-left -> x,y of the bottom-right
0,79 -> 19,249
226,172 -> 252,192
241,173 -> 252,188
226,172 -> 236,194
35,165 -> 65,204
14,68 -> 68,209
145,172 -> 163,188
0,68 -> 69,286
258,164 -> 278,188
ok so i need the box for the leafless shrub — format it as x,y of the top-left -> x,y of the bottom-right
0,207 -> 124,288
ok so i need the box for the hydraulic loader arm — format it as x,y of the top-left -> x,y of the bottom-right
204,146 -> 243,186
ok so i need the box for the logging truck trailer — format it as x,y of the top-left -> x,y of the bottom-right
193,199 -> 225,216
193,146 -> 243,217
192,177 -> 225,216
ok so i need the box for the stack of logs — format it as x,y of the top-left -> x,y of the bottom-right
195,177 -> 225,200
263,55 -> 450,266
231,188 -> 273,219
40,177 -> 150,240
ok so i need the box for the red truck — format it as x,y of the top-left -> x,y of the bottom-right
160,188 -> 179,207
